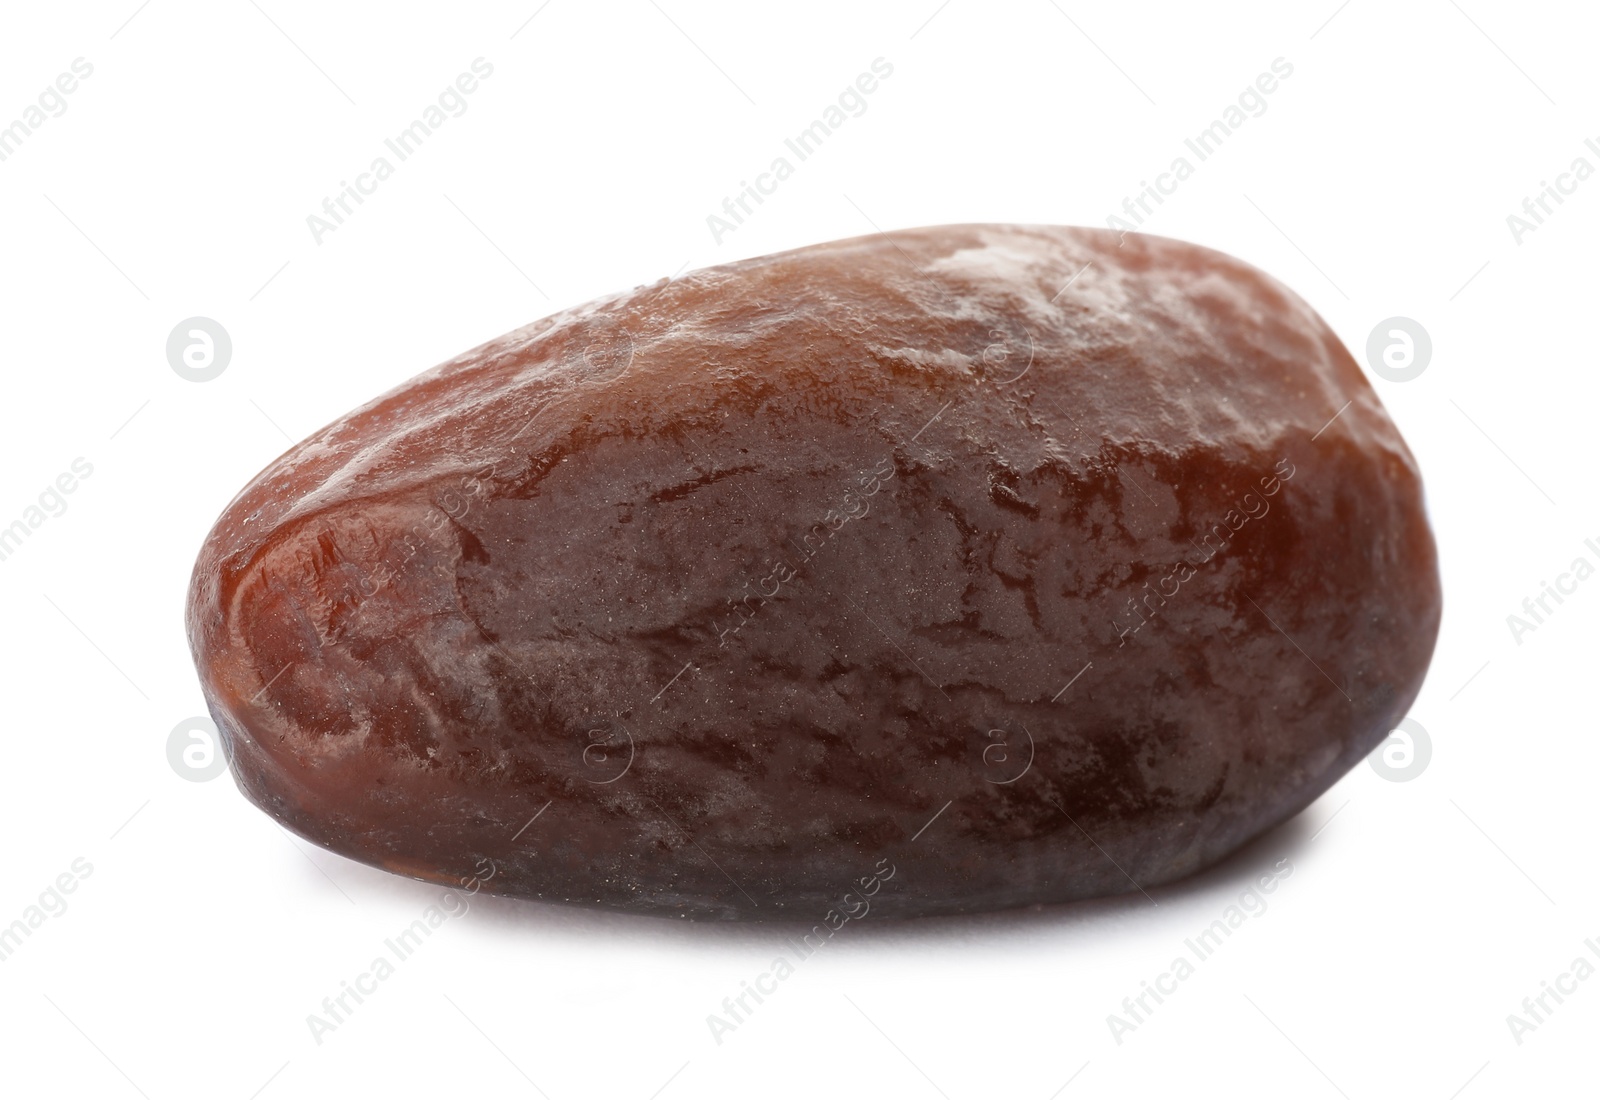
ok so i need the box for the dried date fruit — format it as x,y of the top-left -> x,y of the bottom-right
186,225 -> 1440,920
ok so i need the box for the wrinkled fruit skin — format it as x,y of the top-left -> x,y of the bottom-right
187,225 -> 1440,920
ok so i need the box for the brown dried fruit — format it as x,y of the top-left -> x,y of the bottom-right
186,225 -> 1440,920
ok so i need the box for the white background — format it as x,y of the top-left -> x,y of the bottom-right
1,2 -> 1595,1097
